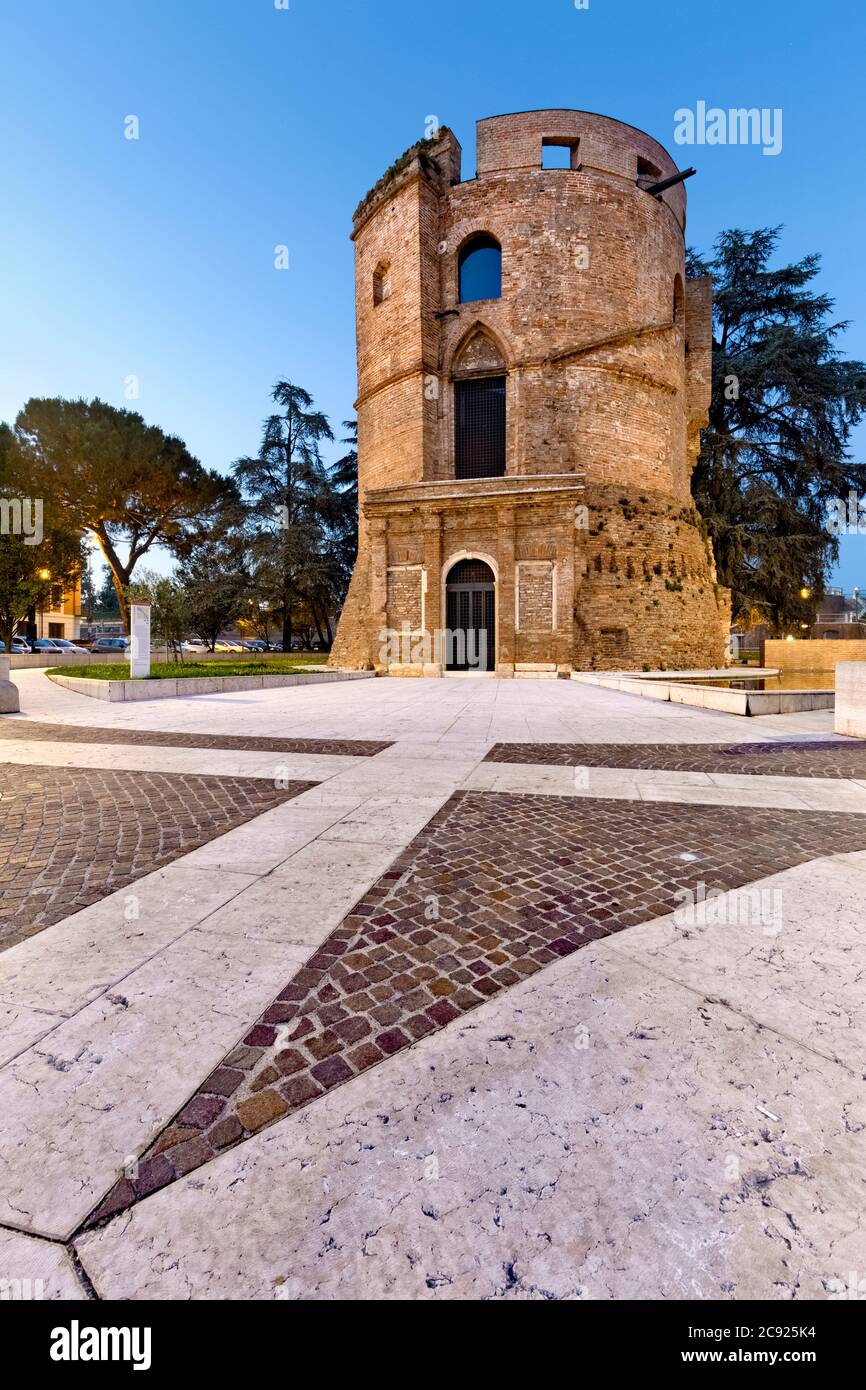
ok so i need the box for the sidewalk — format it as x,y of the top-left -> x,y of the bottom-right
1,670 -> 863,1299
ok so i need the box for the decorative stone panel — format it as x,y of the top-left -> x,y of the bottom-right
386,565 -> 424,633
516,561 -> 555,632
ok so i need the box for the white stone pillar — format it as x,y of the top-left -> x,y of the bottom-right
834,662 -> 866,737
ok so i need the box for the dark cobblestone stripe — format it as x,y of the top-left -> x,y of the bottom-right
86,790 -> 866,1227
0,766 -> 314,950
484,740 -> 866,779
0,720 -> 390,757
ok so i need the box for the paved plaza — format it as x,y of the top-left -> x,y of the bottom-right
2,669 -> 866,1300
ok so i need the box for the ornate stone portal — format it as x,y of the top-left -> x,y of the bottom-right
329,109 -> 730,675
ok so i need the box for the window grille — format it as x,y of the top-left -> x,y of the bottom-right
454,376 -> 506,479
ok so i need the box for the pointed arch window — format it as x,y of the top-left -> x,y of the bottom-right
458,235 -> 502,304
452,329 -> 507,479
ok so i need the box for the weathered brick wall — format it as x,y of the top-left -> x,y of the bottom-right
578,484 -> 729,669
764,639 -> 866,672
474,110 -> 686,229
330,110 -> 728,674
517,562 -> 554,631
386,567 -> 423,631
329,558 -> 373,668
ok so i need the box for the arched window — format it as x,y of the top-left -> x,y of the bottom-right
458,234 -> 502,304
372,260 -> 391,306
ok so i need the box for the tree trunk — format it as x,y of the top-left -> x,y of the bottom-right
310,601 -> 329,651
92,524 -> 132,633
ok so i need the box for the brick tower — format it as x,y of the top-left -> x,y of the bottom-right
329,109 -> 730,675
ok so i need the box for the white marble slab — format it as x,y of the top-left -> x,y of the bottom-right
0,740 -> 357,781
74,936 -> 866,1300
204,840 -> 399,945
609,854 -> 866,1070
0,928 -> 301,1240
0,867 -> 258,1015
0,1228 -> 86,1300
0,1002 -> 67,1068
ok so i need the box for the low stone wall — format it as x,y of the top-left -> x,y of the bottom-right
11,651 -> 126,669
763,638 -> 866,672
835,663 -> 866,737
46,670 -> 374,703
0,655 -> 19,713
10,650 -> 321,670
571,669 -> 834,717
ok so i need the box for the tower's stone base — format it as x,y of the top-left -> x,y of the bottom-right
329,480 -> 729,675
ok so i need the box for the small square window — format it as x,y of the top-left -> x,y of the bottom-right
542,139 -> 579,170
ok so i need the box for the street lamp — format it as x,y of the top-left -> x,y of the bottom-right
800,587 -> 811,600
26,569 -> 52,642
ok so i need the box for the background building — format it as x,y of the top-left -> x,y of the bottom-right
812,588 -> 866,639
31,578 -> 82,641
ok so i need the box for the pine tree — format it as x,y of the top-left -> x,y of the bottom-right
687,228 -> 866,631
233,381 -> 334,651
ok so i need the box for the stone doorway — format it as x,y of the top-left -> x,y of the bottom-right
445,558 -> 495,672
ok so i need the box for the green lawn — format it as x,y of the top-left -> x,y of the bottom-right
268,651 -> 325,666
48,658 -> 314,681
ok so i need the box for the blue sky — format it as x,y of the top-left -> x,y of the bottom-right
1,0 -> 864,586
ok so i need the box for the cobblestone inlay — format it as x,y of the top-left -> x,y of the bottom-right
0,766 -> 314,949
484,740 -> 866,779
86,790 -> 866,1226
0,720 -> 390,758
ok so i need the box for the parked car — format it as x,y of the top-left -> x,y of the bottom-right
49,638 -> 89,654
215,640 -> 244,653
11,637 -> 31,653
31,638 -> 65,654
242,640 -> 269,652
182,639 -> 209,653
90,636 -> 129,654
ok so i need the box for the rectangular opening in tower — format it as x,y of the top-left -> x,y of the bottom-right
542,138 -> 580,170
454,375 -> 506,479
